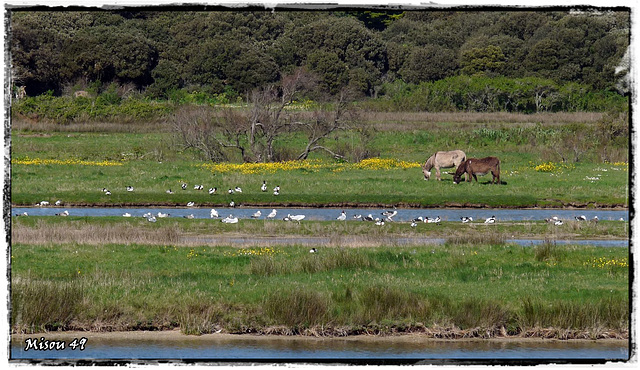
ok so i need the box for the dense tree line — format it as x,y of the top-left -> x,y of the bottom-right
10,9 -> 629,103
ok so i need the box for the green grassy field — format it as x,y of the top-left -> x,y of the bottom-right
9,113 -> 630,338
11,238 -> 628,337
10,131 -> 629,208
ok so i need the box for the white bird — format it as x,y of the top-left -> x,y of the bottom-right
123,213 -> 132,217
55,200 -> 62,206
273,185 -> 280,192
261,181 -> 267,192
229,200 -> 235,207
353,215 -> 362,220
209,187 -> 217,195
554,220 -> 564,226
591,216 -> 599,223
484,216 -> 496,224
38,201 -> 50,206
545,216 -> 559,223
147,216 -> 157,222
251,210 -> 262,218
575,215 -> 587,221
105,190 -> 111,195
619,218 -> 625,221
157,212 -> 169,218
21,212 -> 28,216
210,209 -> 219,218
143,212 -> 153,218
410,221 -> 417,228
187,202 -> 195,207
309,248 -> 317,253
267,209 -> 277,219
382,210 -> 398,221
461,217 -> 473,223
273,189 -> 280,196
412,216 -> 424,223
222,215 -> 239,224
194,185 -> 203,190
375,219 -> 385,226
426,216 -> 441,224
228,188 -> 235,194
337,211 -> 347,221
126,186 -> 134,192
55,210 -> 69,216
364,214 -> 375,222
166,189 -> 174,194
181,183 -> 187,190
102,188 -> 109,193
288,214 -> 305,223
184,214 -> 195,219
234,187 -> 242,193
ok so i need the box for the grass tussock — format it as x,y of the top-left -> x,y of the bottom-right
534,239 -> 565,262
264,289 -> 330,327
11,278 -> 84,333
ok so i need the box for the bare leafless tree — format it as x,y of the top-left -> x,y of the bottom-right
296,88 -> 359,161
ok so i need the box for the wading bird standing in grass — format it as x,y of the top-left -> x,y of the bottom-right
411,221 -> 417,227
592,216 -> 599,223
194,185 -> 203,190
267,209 -> 277,219
554,219 -> 564,226
222,215 -> 238,224
310,248 -> 317,253
287,214 -> 305,223
210,209 -> 219,218
461,217 -> 473,223
252,210 -> 262,219
228,188 -> 234,194
575,215 -> 587,221
426,216 -> 441,224
181,183 -> 187,190
273,185 -> 280,195
364,214 -> 374,222
545,216 -> 560,223
209,187 -> 217,195
261,181 -> 267,192
166,189 -> 174,194
382,210 -> 397,221
375,218 -> 385,226
485,216 -> 496,224
126,186 -> 134,192
234,186 -> 242,193
412,216 -> 424,223
337,211 -> 347,221
229,200 -> 235,207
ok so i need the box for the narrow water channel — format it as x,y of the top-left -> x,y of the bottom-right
10,335 -> 630,362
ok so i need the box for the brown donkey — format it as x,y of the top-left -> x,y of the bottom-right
453,157 -> 501,184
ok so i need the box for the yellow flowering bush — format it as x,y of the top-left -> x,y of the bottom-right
12,157 -> 123,167
531,161 -> 575,173
200,158 -> 421,175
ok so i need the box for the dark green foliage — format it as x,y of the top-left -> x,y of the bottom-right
10,10 -> 629,100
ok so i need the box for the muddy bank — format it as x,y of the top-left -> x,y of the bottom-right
13,201 -> 629,210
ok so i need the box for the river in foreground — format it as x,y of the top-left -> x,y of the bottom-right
10,332 -> 630,363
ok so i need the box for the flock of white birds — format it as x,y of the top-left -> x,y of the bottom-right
21,180 -> 618,225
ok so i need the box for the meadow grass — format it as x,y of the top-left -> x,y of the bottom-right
10,241 -> 628,337
10,120 -> 629,208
